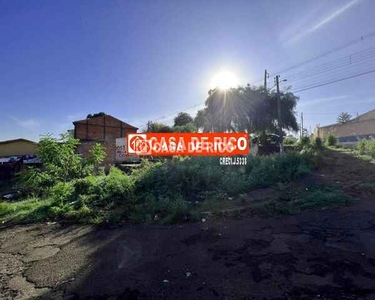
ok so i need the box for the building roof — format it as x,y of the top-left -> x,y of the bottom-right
318,108 -> 375,129
349,108 -> 375,123
73,114 -> 138,130
0,138 -> 37,145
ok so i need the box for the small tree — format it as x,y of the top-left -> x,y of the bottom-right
313,137 -> 323,150
326,134 -> 337,147
147,122 -> 173,133
174,112 -> 193,127
173,123 -> 197,133
337,112 -> 351,124
20,133 -> 106,195
299,136 -> 310,147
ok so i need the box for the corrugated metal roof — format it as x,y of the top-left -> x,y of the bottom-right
0,138 -> 37,146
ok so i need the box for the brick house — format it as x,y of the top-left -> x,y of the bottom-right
313,109 -> 375,145
72,114 -> 138,166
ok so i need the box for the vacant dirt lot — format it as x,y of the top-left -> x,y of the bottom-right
1,150 -> 375,300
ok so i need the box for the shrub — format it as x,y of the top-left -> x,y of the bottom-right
132,157 -> 223,201
357,139 -> 375,158
0,202 -> 12,217
299,136 -> 310,147
221,170 -> 247,195
101,167 -> 134,203
283,137 -> 296,145
326,134 -> 337,147
130,194 -> 191,224
49,182 -> 75,206
19,167 -> 53,196
313,137 -> 323,150
276,152 -> 311,181
246,152 -> 310,188
9,145 -> 314,224
20,134 -> 106,197
357,139 -> 367,154
297,187 -> 350,209
365,140 -> 374,156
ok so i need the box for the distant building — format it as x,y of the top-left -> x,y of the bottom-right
313,109 -> 375,145
72,114 -> 138,166
0,138 -> 38,157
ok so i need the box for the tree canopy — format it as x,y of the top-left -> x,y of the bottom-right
87,112 -> 106,119
199,85 -> 299,135
147,122 -> 173,133
174,112 -> 193,126
194,109 -> 207,130
337,112 -> 352,124
146,121 -> 197,133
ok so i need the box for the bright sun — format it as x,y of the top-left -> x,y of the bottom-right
210,71 -> 238,90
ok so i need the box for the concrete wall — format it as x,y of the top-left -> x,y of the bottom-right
314,118 -> 375,144
0,140 -> 38,157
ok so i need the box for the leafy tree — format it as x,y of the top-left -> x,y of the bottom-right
337,112 -> 352,124
201,85 -> 299,134
326,134 -> 337,146
173,122 -> 197,133
147,122 -> 173,133
20,133 -> 106,195
87,112 -> 106,119
194,109 -> 207,130
174,112 -> 193,127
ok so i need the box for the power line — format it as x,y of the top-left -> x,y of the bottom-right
291,69 -> 375,93
252,30 -> 375,85
143,31 -> 375,127
271,30 -> 375,77
143,103 -> 204,129
286,62 -> 375,90
300,112 -> 358,115
284,47 -> 375,81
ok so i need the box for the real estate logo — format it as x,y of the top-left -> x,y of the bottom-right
126,133 -> 249,156
127,134 -> 151,155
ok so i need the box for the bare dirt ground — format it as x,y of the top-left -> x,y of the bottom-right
1,149 -> 375,300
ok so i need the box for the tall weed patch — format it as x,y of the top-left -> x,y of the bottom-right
357,139 -> 375,158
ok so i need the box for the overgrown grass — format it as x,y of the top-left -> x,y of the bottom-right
357,139 -> 375,159
293,186 -> 351,210
0,150 -> 332,225
0,198 -> 53,223
333,144 -> 374,162
253,186 -> 351,217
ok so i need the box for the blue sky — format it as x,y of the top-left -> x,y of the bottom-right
1,0 -> 375,141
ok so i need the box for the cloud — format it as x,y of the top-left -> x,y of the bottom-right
285,0 -> 360,45
11,116 -> 40,130
310,0 -> 360,32
349,98 -> 375,104
300,95 -> 349,107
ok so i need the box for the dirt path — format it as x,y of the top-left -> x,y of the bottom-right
1,149 -> 375,300
316,149 -> 375,201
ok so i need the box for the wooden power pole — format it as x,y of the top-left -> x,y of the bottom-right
300,112 -> 304,138
275,75 -> 284,155
264,70 -> 269,90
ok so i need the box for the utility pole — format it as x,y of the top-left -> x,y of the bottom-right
275,75 -> 284,155
147,121 -> 151,132
264,70 -> 269,90
300,112 -> 304,138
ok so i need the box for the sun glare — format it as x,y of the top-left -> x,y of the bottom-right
211,71 -> 238,90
